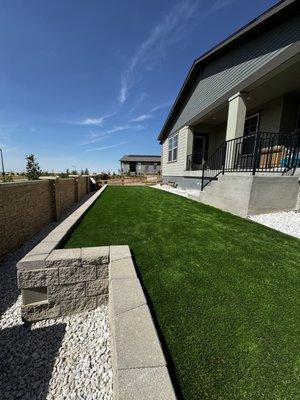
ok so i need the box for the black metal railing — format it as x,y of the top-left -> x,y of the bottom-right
197,130 -> 300,190
186,150 -> 208,171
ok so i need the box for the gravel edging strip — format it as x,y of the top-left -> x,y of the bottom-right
248,211 -> 300,239
109,245 -> 177,400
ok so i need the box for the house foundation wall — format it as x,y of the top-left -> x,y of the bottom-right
162,174 -> 299,216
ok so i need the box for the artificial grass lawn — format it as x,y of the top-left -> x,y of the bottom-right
65,186 -> 300,400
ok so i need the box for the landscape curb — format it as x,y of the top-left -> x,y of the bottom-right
109,245 -> 177,400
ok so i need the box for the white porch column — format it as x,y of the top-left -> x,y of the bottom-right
182,126 -> 193,170
225,92 -> 247,169
225,92 -> 247,141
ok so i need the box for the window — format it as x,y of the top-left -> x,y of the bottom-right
244,113 -> 260,136
168,133 -> 178,162
242,113 -> 260,156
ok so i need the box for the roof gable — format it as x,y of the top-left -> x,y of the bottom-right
158,0 -> 298,143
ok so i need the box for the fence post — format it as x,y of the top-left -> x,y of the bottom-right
252,132 -> 261,176
74,177 -> 79,202
50,178 -> 59,221
86,176 -> 90,193
222,142 -> 227,175
201,163 -> 205,191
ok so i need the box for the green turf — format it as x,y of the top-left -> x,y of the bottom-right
65,186 -> 300,400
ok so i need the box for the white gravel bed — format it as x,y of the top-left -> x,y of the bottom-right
249,211 -> 300,239
152,184 -> 200,198
0,193 -> 112,400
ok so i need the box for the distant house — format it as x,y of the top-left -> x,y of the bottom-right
120,155 -> 161,175
157,0 -> 300,216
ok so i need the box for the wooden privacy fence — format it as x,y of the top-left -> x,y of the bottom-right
98,174 -> 162,186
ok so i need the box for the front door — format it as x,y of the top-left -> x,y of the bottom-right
129,162 -> 136,173
192,134 -> 207,169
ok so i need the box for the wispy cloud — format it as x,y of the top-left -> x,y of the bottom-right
81,124 -> 144,145
76,112 -> 116,127
118,76 -> 128,103
86,141 -> 128,152
119,0 -> 235,103
131,114 -> 152,122
150,102 -> 171,113
118,0 -> 199,103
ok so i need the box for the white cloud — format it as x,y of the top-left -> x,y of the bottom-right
77,112 -> 116,126
86,141 -> 128,152
81,124 -> 144,145
150,102 -> 171,113
80,117 -> 105,126
118,0 -> 199,103
118,0 -> 236,103
131,114 -> 152,122
119,75 -> 128,103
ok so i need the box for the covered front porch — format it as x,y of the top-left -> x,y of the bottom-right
184,56 -> 300,180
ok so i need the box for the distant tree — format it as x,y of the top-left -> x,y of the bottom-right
66,168 -> 70,176
84,168 -> 89,175
71,170 -> 78,175
80,168 -> 84,175
26,154 -> 42,180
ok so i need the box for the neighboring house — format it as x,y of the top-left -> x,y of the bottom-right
120,155 -> 161,175
158,0 -> 300,216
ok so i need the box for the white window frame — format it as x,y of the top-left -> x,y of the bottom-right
168,133 -> 178,162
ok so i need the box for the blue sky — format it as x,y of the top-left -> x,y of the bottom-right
0,0 -> 277,173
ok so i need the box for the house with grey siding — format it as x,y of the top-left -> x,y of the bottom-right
120,155 -> 161,175
158,0 -> 300,217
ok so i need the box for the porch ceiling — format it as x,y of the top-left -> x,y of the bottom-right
193,55 -> 300,127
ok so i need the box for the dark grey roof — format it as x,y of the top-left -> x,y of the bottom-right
158,0 -> 297,143
120,155 -> 161,162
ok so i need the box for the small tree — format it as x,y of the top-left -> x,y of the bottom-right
66,168 -> 70,176
84,168 -> 89,175
26,154 -> 42,180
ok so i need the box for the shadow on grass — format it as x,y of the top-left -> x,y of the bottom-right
131,251 -> 185,400
0,323 -> 66,399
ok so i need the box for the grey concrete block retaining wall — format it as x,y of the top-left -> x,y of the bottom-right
16,184 -> 176,398
17,185 -> 109,321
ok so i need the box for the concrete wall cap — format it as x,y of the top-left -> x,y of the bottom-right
45,248 -> 81,268
82,246 -> 110,265
17,254 -> 48,271
117,367 -> 177,400
110,258 -> 137,280
110,245 -> 131,262
113,304 -> 166,370
110,278 -> 146,316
